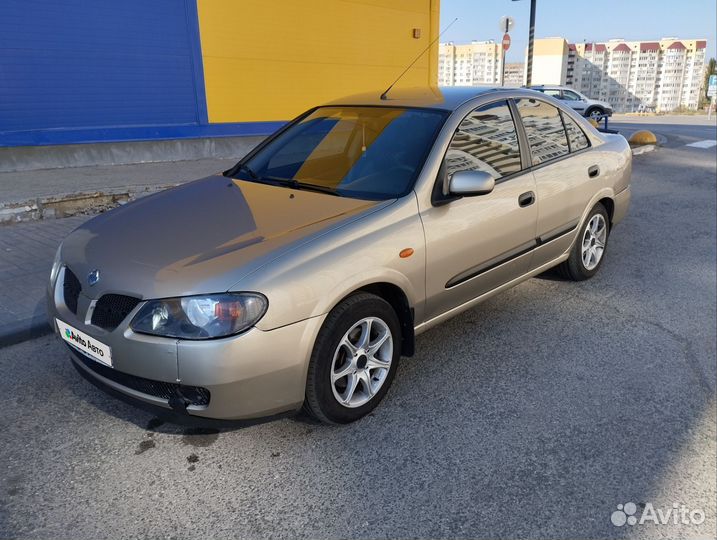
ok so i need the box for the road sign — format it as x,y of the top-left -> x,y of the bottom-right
708,74 -> 717,98
498,16 -> 514,34
502,33 -> 511,51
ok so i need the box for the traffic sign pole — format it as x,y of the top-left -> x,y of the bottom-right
498,17 -> 514,87
500,34 -> 511,86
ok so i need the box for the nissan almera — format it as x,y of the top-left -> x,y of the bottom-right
48,87 -> 631,424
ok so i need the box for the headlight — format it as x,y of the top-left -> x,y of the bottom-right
50,244 -> 63,285
130,293 -> 267,340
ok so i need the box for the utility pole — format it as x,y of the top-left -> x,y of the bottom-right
512,0 -> 537,86
525,0 -> 536,86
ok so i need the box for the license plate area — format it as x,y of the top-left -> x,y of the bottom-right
57,318 -> 112,367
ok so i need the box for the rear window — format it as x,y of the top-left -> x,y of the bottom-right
515,98 -> 569,165
561,113 -> 590,152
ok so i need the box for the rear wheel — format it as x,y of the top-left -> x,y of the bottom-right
558,203 -> 610,281
304,293 -> 401,424
587,107 -> 604,120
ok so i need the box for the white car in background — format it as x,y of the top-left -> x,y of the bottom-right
530,86 -> 613,120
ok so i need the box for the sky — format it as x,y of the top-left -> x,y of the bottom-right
440,0 -> 717,62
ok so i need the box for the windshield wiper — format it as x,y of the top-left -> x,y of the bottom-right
262,177 -> 341,197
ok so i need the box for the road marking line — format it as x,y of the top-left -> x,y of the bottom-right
685,139 -> 717,149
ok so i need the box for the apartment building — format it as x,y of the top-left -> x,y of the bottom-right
438,41 -> 501,86
438,36 -> 707,112
503,63 -> 526,87
536,37 -> 707,112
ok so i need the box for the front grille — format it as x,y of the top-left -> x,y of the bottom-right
91,294 -> 141,331
63,268 -> 81,314
68,345 -> 211,407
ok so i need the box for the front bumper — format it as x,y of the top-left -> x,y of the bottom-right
48,269 -> 325,420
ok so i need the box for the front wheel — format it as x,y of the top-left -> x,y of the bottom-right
557,203 -> 610,281
304,293 -> 401,424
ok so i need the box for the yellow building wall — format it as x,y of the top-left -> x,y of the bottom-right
197,0 -> 440,123
531,38 -> 569,85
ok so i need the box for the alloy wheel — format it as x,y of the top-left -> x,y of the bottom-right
330,317 -> 393,408
581,214 -> 607,270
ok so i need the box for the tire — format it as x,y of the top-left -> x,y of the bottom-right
557,203 -> 610,281
304,292 -> 401,424
586,107 -> 604,120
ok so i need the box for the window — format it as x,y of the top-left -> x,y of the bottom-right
445,100 -> 522,180
515,99 -> 569,165
562,90 -> 582,101
239,106 -> 447,200
561,113 -> 590,151
543,89 -> 562,98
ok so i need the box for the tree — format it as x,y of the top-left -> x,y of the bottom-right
700,57 -> 716,108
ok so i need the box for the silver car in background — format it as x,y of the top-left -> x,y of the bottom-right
529,85 -> 614,119
48,87 -> 631,424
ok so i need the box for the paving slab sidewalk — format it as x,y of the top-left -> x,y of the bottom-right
0,215 -> 88,345
0,157 -> 239,346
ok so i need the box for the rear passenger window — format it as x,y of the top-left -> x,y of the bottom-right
561,112 -> 590,152
515,99 -> 569,165
446,100 -> 522,179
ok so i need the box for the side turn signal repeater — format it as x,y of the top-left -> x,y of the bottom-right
399,248 -> 414,259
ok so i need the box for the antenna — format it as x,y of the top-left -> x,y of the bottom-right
380,17 -> 458,100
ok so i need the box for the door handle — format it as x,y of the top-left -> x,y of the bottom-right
518,191 -> 535,207
588,165 -> 600,178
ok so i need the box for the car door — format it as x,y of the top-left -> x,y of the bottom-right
562,89 -> 587,114
513,97 -> 594,269
420,99 -> 538,321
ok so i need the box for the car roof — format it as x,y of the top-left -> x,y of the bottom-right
530,85 -> 580,91
324,86 -> 538,112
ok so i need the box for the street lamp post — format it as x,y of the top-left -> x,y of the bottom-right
513,0 -> 537,86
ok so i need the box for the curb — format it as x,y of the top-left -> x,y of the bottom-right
0,316 -> 52,348
0,183 -> 178,225
631,145 -> 657,156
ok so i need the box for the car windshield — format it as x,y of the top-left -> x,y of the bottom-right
231,106 -> 447,200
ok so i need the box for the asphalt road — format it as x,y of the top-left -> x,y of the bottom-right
610,114 -> 717,146
1,122 -> 715,539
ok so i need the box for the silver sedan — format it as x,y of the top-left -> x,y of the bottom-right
48,87 -> 631,424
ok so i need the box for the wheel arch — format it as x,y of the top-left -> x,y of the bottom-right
338,282 -> 416,358
598,196 -> 615,225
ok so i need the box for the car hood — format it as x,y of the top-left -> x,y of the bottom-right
61,175 -> 383,299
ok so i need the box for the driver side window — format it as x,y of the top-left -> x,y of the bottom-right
445,100 -> 522,181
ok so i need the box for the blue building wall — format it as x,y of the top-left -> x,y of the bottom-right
0,0 -> 280,146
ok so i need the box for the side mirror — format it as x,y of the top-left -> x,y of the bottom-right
449,170 -> 495,196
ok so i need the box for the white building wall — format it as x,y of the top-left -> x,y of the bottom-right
569,38 -> 706,112
437,41 -> 500,86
